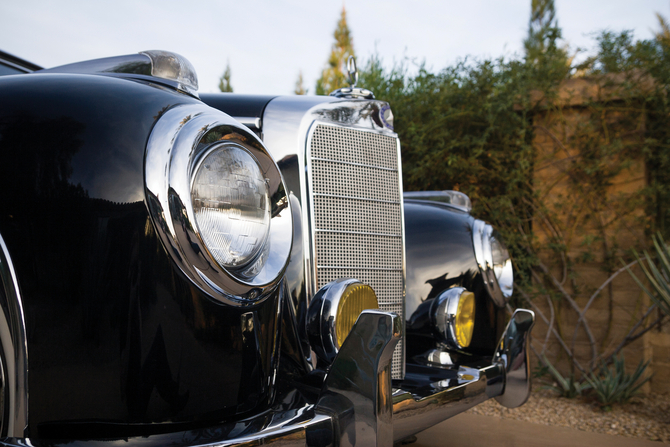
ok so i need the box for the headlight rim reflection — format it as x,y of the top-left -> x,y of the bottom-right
472,219 -> 514,307
144,104 -> 293,306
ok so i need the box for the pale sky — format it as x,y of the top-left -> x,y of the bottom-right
0,1 -> 665,95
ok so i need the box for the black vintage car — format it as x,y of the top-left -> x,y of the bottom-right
0,49 -> 534,446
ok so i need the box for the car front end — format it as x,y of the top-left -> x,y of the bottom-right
0,50 -> 534,446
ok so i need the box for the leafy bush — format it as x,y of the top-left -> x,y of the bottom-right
585,355 -> 651,409
358,8 -> 670,381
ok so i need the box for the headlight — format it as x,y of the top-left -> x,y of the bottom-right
432,287 -> 475,349
145,104 -> 292,304
191,143 -> 270,269
473,219 -> 513,307
307,279 -> 379,363
490,230 -> 513,298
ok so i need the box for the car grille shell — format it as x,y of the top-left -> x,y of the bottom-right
308,123 -> 405,379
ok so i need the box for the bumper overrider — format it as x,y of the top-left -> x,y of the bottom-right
0,309 -> 534,447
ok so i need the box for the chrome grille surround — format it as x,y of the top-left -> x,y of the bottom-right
307,123 -> 406,379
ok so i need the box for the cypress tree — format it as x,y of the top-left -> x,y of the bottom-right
218,62 -> 233,92
523,0 -> 569,86
294,70 -> 307,95
316,7 -> 355,95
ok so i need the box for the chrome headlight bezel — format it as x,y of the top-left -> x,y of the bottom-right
472,219 -> 513,307
145,104 -> 292,305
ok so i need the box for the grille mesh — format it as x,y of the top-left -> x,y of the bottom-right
309,124 -> 405,379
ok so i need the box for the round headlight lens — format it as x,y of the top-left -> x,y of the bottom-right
191,144 -> 270,268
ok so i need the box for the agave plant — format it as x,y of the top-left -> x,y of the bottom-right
585,355 -> 651,409
625,233 -> 670,316
539,355 -> 591,398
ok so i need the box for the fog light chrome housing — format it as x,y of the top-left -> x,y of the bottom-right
307,279 -> 379,363
432,287 -> 476,350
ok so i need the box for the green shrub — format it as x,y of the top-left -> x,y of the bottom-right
585,355 -> 651,409
539,355 -> 591,398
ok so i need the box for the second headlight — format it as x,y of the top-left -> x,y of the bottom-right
472,219 -> 513,307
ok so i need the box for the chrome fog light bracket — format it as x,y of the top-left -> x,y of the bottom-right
306,278 -> 379,364
145,104 -> 293,304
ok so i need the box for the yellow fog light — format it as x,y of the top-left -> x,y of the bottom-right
433,287 -> 476,350
454,291 -> 475,348
306,279 -> 380,363
336,283 -> 379,348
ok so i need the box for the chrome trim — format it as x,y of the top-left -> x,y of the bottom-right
0,59 -> 34,74
393,363 -> 504,442
494,309 -> 535,408
393,307 -> 535,440
312,192 -> 400,205
403,190 -> 472,212
431,287 -> 470,349
316,310 -> 401,447
491,230 -> 514,299
315,229 -> 401,238
472,219 -> 508,307
0,234 -> 28,437
423,348 -> 455,366
306,121 -> 406,379
311,157 -> 398,172
261,96 -> 340,304
145,104 -> 293,304
316,266 -> 401,271
39,52 -> 199,98
0,407 -> 332,447
330,87 -> 375,99
232,116 -> 262,130
261,96 -> 407,378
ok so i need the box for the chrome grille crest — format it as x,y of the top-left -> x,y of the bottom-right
308,124 -> 405,379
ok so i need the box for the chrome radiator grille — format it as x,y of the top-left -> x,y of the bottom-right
308,124 -> 405,379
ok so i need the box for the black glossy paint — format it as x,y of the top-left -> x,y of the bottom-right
0,73 -> 285,438
403,200 -> 507,359
199,94 -> 277,120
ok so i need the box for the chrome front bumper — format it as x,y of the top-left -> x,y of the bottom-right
0,310 -> 534,447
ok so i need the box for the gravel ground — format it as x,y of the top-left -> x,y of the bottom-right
467,389 -> 670,443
